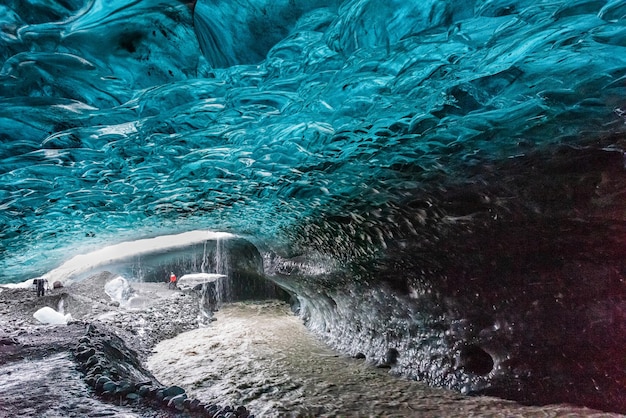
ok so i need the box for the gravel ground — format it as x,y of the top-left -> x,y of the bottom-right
2,273 -> 623,418
0,272 -> 213,417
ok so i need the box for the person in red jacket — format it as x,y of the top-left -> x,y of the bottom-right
168,272 -> 177,289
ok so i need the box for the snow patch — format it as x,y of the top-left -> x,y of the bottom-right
1,281 -> 35,290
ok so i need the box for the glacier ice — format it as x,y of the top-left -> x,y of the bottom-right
32,230 -> 235,286
103,275 -> 133,305
33,306 -> 72,325
176,273 -> 225,290
1,0 -> 626,413
193,0 -> 344,68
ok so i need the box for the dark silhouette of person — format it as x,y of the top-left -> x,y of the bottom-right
35,279 -> 45,297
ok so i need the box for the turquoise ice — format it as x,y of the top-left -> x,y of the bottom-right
1,0 -> 626,412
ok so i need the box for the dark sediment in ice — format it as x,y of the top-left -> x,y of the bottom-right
267,144 -> 626,414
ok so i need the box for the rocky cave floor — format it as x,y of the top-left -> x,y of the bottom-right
0,271 -> 248,418
0,272 -> 623,418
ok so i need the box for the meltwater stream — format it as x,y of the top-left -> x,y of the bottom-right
146,301 -> 616,418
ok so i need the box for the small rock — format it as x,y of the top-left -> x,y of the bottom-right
76,347 -> 96,361
385,348 -> 399,365
155,389 -> 165,401
148,387 -> 159,398
85,354 -> 101,368
0,337 -> 17,345
188,398 -> 201,411
135,380 -> 152,390
162,385 -> 185,398
90,365 -> 103,376
74,343 -> 89,352
205,404 -> 220,416
102,381 -> 117,393
95,376 -> 111,392
116,380 -> 134,396
109,366 -> 119,379
137,385 -> 151,397
168,393 -> 187,411
377,348 -> 399,368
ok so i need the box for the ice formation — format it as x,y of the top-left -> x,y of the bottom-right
1,0 -> 626,413
177,273 -> 225,290
33,306 -> 72,325
103,275 -> 133,305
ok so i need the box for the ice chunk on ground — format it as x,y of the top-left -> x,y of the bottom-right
104,276 -> 133,305
177,273 -> 226,290
33,306 -> 72,325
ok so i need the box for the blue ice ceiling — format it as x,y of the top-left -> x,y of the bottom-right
2,0 -> 626,411
2,0 -> 624,278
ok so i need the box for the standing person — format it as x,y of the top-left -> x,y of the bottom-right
35,278 -> 45,297
169,272 -> 177,289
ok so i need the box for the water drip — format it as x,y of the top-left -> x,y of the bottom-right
214,237 -> 231,303
201,240 -> 209,273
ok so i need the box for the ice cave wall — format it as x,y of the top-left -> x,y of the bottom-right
1,0 -> 626,412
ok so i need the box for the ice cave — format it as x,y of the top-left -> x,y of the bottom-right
1,0 -> 626,414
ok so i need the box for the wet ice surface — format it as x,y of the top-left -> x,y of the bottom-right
146,301 -> 619,418
0,352 -> 139,418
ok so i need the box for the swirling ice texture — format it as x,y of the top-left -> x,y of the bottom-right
1,0 -> 625,277
2,0 -> 626,409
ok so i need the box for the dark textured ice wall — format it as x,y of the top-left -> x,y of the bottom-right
1,0 -> 626,413
267,144 -> 626,413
